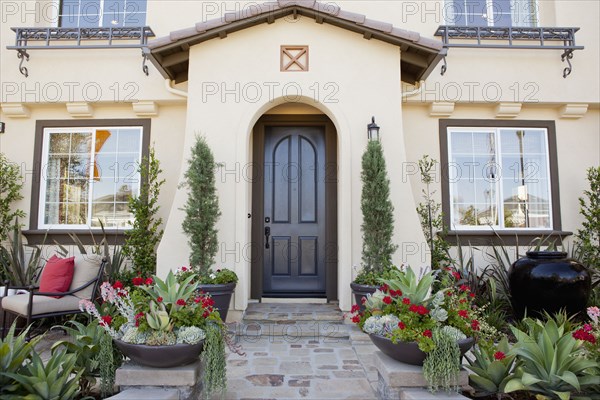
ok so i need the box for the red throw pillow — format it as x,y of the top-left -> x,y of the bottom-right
39,255 -> 75,298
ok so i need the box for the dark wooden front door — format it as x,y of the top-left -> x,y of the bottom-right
262,126 -> 326,296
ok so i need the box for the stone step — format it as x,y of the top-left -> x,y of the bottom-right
243,310 -> 344,323
235,322 -> 350,339
400,389 -> 471,400
106,388 -> 179,400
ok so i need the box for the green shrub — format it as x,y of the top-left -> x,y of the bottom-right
0,153 -> 25,242
465,336 -> 516,397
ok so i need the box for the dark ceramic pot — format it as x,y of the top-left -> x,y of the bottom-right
350,282 -> 377,313
509,251 -> 591,318
369,334 -> 474,366
113,339 -> 204,368
197,283 -> 236,321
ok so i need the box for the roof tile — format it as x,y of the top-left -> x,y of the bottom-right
359,19 -> 394,34
336,10 -> 365,24
391,27 -> 420,42
313,2 -> 341,17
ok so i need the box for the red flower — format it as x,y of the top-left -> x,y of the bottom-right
132,277 -> 143,286
445,291 -> 453,296
459,299 -> 467,304
181,266 -> 188,271
203,298 -> 215,307
417,305 -> 429,315
573,329 -> 597,344
176,299 -> 186,306
380,284 -> 390,293
113,281 -> 123,290
402,298 -> 411,305
471,320 -> 480,331
452,271 -> 461,280
459,285 -> 470,292
409,304 -> 419,313
494,351 -> 506,361
361,297 -> 367,305
156,296 -> 163,303
351,315 -> 361,323
202,310 -> 210,318
351,304 -> 360,313
194,297 -> 201,304
423,330 -> 432,338
100,315 -> 112,326
134,312 -> 145,327
583,324 -> 593,333
389,289 -> 401,297
469,292 -> 475,298
383,296 -> 392,305
398,321 -> 406,330
145,277 -> 153,285
458,310 -> 469,318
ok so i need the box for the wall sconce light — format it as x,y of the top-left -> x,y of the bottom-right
0,122 -> 5,134
367,117 -> 380,141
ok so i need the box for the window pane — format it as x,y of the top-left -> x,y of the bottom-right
60,0 -> 145,27
449,0 -> 488,25
511,0 -> 537,27
500,129 -> 551,229
91,203 -> 115,227
491,0 -> 512,26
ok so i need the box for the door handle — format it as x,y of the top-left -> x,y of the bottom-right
265,227 -> 271,249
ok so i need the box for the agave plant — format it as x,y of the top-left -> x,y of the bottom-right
146,301 -> 172,331
0,324 -> 42,397
382,265 -> 434,304
143,270 -> 196,304
465,336 -> 516,397
2,348 -> 82,400
0,221 -> 44,285
504,317 -> 600,400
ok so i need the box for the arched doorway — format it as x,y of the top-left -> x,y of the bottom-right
250,109 -> 338,301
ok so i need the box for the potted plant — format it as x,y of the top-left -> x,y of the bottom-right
350,136 -> 398,309
79,271 -> 231,397
181,136 -> 237,320
349,266 -> 493,392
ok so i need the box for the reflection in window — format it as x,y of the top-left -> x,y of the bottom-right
448,128 -> 552,230
445,0 -> 538,27
41,127 -> 142,229
59,0 -> 147,28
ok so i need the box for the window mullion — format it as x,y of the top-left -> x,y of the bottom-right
495,128 -> 506,229
87,130 -> 96,227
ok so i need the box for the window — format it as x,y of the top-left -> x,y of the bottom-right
32,120 -> 150,233
59,0 -> 147,28
446,0 -> 538,27
440,120 -> 561,236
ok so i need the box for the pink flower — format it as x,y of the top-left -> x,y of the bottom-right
587,306 -> 600,323
583,324 -> 593,333
494,351 -> 506,360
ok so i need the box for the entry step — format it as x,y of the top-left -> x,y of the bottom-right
235,322 -> 350,339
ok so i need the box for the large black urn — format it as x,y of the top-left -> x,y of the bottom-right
509,251 -> 591,318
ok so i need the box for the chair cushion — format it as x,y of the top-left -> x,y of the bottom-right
1,294 -> 81,316
70,254 -> 103,299
39,255 -> 75,298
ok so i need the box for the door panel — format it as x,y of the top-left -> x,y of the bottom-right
263,126 -> 326,295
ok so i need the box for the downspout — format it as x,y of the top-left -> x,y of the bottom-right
401,80 -> 424,98
165,79 -> 188,98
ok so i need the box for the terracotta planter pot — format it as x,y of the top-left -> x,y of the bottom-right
350,282 -> 377,313
113,339 -> 204,368
509,251 -> 591,318
369,333 -> 474,366
197,283 -> 236,321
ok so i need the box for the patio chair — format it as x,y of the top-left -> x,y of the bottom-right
1,254 -> 107,340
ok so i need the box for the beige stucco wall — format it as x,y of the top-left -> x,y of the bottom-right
155,17 -> 429,312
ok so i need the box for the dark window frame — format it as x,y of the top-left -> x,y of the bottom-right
25,119 -> 151,245
439,119 -> 570,246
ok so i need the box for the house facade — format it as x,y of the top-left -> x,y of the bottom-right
1,0 -> 598,316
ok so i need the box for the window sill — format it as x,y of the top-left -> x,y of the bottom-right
23,230 -> 126,246
444,230 -> 572,246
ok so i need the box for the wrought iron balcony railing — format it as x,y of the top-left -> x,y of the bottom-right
7,26 -> 155,77
434,26 -> 584,78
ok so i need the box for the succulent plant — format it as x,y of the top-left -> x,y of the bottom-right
440,325 -> 466,341
176,326 -> 206,345
146,331 -> 177,346
121,327 -> 149,344
146,301 -> 171,331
